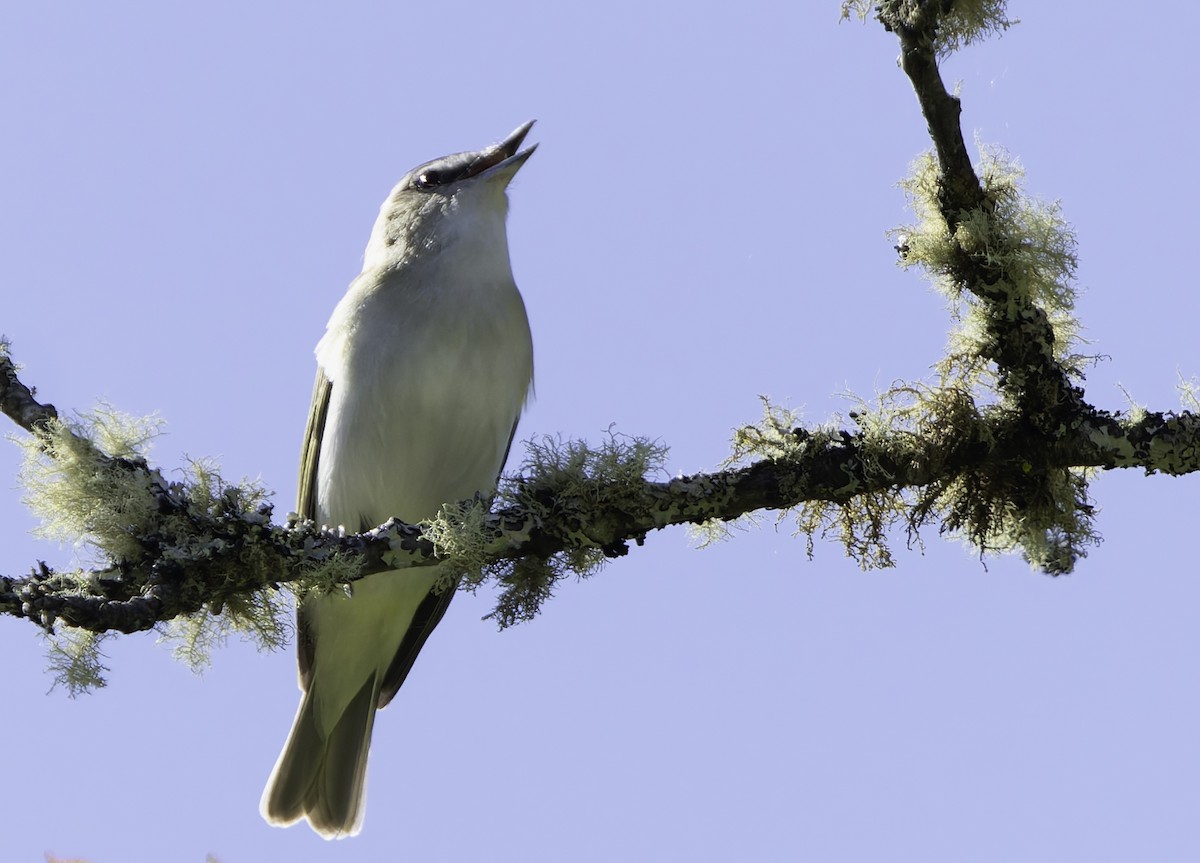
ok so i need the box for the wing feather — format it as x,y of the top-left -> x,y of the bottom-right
295,368 -> 333,691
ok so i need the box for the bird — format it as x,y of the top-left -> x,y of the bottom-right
260,122 -> 536,839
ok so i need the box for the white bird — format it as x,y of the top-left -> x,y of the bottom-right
261,122 -> 536,839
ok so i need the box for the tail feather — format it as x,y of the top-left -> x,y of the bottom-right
261,674 -> 378,840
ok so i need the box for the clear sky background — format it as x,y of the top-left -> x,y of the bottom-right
2,2 -> 1198,861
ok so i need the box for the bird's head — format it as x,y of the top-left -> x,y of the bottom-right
364,121 -> 537,271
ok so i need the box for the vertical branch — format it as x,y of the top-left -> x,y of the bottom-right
878,1 -> 986,217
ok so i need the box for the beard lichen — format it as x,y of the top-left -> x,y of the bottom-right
841,0 -> 1017,57
893,144 -> 1098,571
718,138 -> 1098,575
17,406 -> 165,563
421,430 -> 668,628
44,626 -> 111,697
899,147 -> 1087,382
705,397 -> 909,570
16,406 -> 289,687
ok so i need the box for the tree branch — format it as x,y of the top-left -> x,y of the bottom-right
3,2 -> 1198,641
878,0 -> 1084,426
2,348 -> 1197,636
1,341 -> 61,433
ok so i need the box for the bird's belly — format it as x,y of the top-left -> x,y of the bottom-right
317,333 -> 525,531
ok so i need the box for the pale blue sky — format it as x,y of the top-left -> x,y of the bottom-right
2,2 -> 1198,861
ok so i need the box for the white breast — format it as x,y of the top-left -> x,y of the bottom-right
314,257 -> 533,531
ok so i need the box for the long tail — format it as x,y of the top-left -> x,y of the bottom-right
260,674 -> 378,839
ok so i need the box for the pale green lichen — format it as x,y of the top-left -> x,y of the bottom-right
878,365 -> 1097,573
692,399 -> 808,549
512,430 -> 670,509
158,584 -> 292,674
898,147 -> 1086,384
804,392 -> 927,569
17,409 -> 275,566
16,407 -> 293,685
703,397 -> 910,569
971,147 -> 1079,320
841,0 -> 1017,56
431,430 -> 668,628
838,0 -> 872,22
152,458 -> 289,672
719,377 -> 1098,574
420,497 -> 494,594
1178,376 -> 1200,412
689,513 -> 758,550
726,398 -> 811,464
295,546 -> 365,599
1115,384 -> 1148,427
923,453 -> 1097,573
45,627 -> 111,697
933,0 -> 1016,55
17,407 -> 165,562
791,392 -> 921,570
896,374 -> 1098,574
710,138 -> 1092,575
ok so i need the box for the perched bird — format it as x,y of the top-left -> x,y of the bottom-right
261,123 -> 537,839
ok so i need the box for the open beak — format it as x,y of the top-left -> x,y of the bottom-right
466,120 -> 538,183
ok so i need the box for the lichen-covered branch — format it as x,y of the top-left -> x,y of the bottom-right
3,1 -> 1198,668
0,340 -> 61,433
857,0 -> 1128,571
877,1 -> 1082,417
2,349 -> 1197,640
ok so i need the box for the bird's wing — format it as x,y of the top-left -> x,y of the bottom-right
375,415 -> 523,709
500,414 -> 521,476
297,366 -> 332,523
295,367 -> 333,691
376,587 -> 456,708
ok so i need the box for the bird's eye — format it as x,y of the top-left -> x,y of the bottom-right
413,170 -> 444,190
